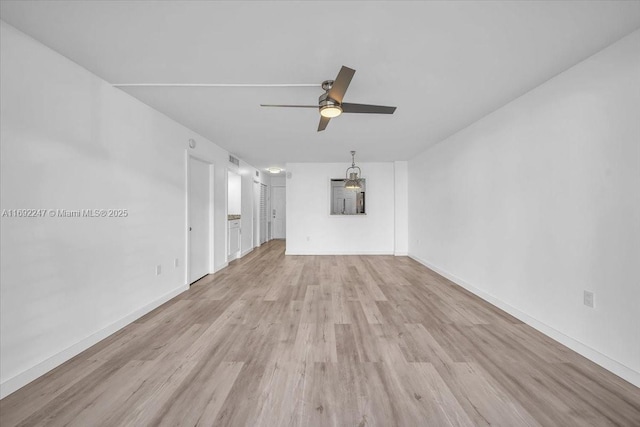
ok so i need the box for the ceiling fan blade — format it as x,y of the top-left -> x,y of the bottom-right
328,66 -> 355,103
260,104 -> 318,108
341,103 -> 396,114
318,116 -> 330,132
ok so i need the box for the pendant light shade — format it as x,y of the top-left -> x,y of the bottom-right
344,151 -> 362,190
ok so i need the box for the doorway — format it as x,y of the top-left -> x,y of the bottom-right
187,156 -> 213,284
227,170 -> 242,261
271,185 -> 286,239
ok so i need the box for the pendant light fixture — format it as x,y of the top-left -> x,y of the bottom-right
344,150 -> 362,190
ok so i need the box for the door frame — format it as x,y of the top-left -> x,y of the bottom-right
185,151 -> 215,286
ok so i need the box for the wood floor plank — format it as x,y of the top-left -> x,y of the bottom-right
442,362 -> 541,427
0,357 -> 106,427
152,361 -> 244,427
1,240 -> 638,426
409,362 -> 476,427
250,361 -> 308,426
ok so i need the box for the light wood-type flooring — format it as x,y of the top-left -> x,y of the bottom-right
1,240 -> 639,426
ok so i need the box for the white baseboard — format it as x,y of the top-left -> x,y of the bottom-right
285,250 -> 393,256
0,284 -> 189,399
240,247 -> 253,258
394,252 -> 408,256
213,262 -> 228,273
408,254 -> 640,388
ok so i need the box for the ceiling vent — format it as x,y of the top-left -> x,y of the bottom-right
229,155 -> 240,167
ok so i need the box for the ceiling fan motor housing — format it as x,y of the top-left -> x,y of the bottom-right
319,91 -> 340,108
321,80 -> 334,91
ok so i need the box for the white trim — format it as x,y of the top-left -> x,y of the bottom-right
408,253 -> 640,388
214,262 -> 229,273
394,252 -> 408,256
241,247 -> 254,258
0,285 -> 188,399
285,251 -> 393,256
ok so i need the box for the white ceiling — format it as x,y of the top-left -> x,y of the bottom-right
1,1 -> 639,171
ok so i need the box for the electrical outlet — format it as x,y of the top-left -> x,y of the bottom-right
156,265 -> 162,275
583,290 -> 594,308
174,258 -> 179,268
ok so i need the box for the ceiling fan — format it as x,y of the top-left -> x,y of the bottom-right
260,66 -> 397,131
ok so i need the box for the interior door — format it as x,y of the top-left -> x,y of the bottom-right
272,186 -> 286,239
188,156 -> 211,284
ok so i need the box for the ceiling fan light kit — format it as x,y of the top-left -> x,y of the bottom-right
261,65 -> 396,131
319,83 -> 343,118
320,105 -> 342,118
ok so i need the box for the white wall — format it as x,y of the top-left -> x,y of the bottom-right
286,162 -> 395,255
394,161 -> 409,255
227,171 -> 241,215
408,30 -> 640,386
270,176 -> 286,187
0,21 -> 243,397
